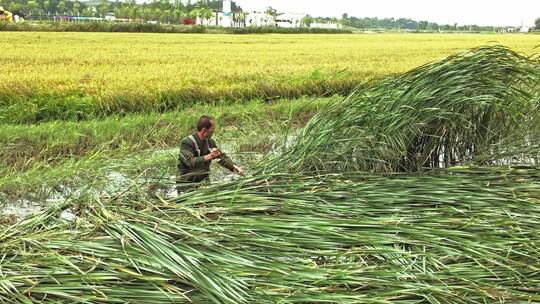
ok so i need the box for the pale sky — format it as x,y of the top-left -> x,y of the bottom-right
234,0 -> 540,27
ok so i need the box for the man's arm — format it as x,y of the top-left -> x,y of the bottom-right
217,151 -> 237,172
210,140 -> 239,173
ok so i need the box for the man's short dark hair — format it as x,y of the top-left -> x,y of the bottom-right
197,116 -> 214,131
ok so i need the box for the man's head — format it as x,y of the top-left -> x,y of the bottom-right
197,115 -> 215,139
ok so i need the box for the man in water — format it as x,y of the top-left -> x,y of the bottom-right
177,115 -> 245,193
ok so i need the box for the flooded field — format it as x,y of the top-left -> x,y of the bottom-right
0,143 -> 269,223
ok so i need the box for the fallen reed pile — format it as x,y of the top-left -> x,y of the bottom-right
2,168 -> 540,303
259,46 -> 540,174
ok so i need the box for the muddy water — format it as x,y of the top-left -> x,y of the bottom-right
0,130 -> 298,223
0,199 -> 43,224
0,147 -> 265,223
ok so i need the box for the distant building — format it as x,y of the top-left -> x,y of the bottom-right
60,0 -> 343,29
204,10 -> 341,29
221,0 -> 232,27
246,11 -> 275,27
275,13 -> 306,28
311,22 -> 341,29
104,13 -> 116,21
520,25 -> 531,33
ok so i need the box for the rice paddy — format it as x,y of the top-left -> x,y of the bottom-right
0,32 -> 539,123
1,32 -> 540,303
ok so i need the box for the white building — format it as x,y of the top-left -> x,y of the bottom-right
221,0 -> 232,27
275,13 -> 306,28
311,22 -> 341,29
246,12 -> 275,27
197,1 -> 342,29
520,25 -> 531,33
104,13 -> 116,21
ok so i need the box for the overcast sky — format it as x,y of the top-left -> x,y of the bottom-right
233,0 -> 539,27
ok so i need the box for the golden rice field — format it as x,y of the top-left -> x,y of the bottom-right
0,32 -> 539,123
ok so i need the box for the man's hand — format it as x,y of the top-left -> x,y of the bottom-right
204,149 -> 221,162
210,148 -> 221,159
233,165 -> 245,176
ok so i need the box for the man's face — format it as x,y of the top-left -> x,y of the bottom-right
202,121 -> 216,138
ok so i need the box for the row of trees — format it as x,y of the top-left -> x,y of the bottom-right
1,0 -> 241,23
341,14 -> 515,32
343,15 -> 540,32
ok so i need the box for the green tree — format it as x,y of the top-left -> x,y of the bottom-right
152,7 -> 160,19
123,5 -> 131,18
188,7 -> 212,24
188,8 -> 199,18
161,0 -> 172,11
199,7 -> 213,20
57,0 -> 66,15
302,15 -> 313,27
43,0 -> 50,15
82,6 -> 94,17
73,1 -> 81,16
265,6 -> 277,18
535,18 -> 540,30
160,9 -> 170,23
99,0 -> 109,17
173,7 -> 184,23
128,6 -> 138,19
142,7 -> 152,20
173,0 -> 183,10
8,2 -> 22,14
114,6 -> 125,18
27,0 -> 39,15
341,13 -> 350,27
